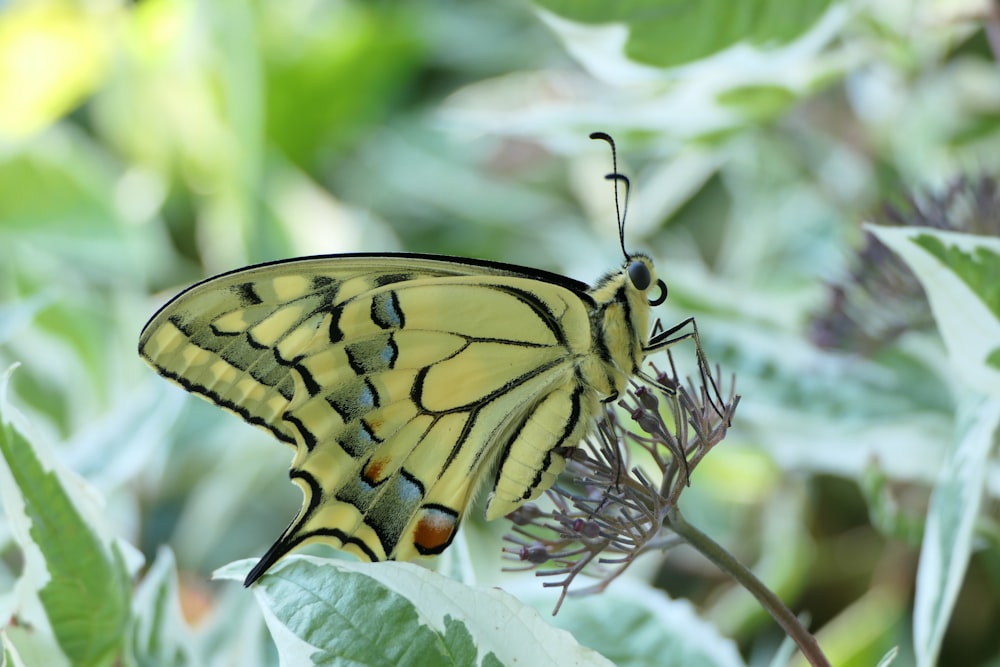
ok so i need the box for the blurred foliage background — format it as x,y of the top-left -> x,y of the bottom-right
1,0 -> 1000,665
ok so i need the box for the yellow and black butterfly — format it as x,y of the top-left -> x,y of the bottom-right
138,133 -> 700,585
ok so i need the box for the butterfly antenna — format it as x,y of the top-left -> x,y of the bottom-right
589,131 -> 631,258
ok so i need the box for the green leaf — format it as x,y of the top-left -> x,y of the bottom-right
534,0 -> 833,67
214,557 -> 616,667
0,367 -> 132,667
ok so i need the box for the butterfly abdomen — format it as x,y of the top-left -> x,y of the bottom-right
485,382 -> 594,520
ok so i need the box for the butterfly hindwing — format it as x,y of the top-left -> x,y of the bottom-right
138,253 -> 654,580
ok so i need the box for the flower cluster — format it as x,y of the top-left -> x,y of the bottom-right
503,354 -> 739,613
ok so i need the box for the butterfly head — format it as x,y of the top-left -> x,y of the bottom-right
589,254 -> 668,313
625,254 -> 668,307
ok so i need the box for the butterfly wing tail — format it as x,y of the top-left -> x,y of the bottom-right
242,465 -> 385,584
243,470 -> 325,586
244,525 -> 297,586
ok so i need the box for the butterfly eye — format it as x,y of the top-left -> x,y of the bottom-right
627,261 -> 651,290
648,279 -> 668,306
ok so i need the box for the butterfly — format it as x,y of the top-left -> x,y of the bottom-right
138,132 -> 703,586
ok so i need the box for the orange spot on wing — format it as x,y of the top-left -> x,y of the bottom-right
413,506 -> 459,555
363,458 -> 390,482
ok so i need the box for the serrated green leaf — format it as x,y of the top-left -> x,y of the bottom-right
215,557 -> 615,667
0,368 -> 131,667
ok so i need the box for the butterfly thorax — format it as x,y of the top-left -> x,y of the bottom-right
581,254 -> 656,402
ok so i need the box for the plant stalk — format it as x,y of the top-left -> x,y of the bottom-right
665,506 -> 831,667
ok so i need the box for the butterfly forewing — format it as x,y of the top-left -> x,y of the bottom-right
139,253 -> 660,582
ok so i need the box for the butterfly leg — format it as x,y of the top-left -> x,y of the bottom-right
643,316 -> 724,418
636,316 -> 728,486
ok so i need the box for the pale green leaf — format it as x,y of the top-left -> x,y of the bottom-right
912,394 -> 1000,667
868,226 -> 1000,398
511,576 -> 746,667
866,226 -> 1000,666
215,557 -> 615,667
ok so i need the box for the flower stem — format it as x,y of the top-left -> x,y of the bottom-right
665,506 -> 831,667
